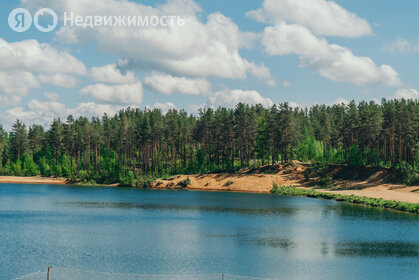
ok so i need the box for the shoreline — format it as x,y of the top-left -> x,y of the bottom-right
152,173 -> 419,204
0,176 -> 69,185
1,172 -> 418,207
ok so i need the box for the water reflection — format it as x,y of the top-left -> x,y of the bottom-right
2,184 -> 419,280
64,201 -> 301,215
207,233 -> 419,259
253,237 -> 295,250
334,241 -> 419,258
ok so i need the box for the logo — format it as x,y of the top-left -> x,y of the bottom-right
8,8 -> 57,32
34,8 -> 57,32
8,8 -> 32,32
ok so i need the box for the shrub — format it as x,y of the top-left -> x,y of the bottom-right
399,161 -> 418,185
319,176 -> 333,187
270,184 -> 419,214
177,177 -> 191,188
134,175 -> 153,188
223,180 -> 234,187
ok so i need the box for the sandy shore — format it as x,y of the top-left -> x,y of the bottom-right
152,171 -> 419,204
0,176 -> 68,185
1,169 -> 418,204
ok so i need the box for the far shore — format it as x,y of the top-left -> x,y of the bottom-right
1,168 -> 418,204
152,173 -> 419,204
0,176 -> 68,185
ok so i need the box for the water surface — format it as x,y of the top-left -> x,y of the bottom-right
0,183 -> 418,279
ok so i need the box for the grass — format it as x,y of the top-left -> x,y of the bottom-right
270,184 -> 419,214
223,180 -> 234,187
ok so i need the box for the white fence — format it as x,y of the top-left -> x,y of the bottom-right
12,267 -> 277,280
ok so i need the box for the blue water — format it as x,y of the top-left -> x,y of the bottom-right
0,183 -> 418,280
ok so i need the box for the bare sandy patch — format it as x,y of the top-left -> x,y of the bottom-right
152,164 -> 419,204
0,176 -> 68,185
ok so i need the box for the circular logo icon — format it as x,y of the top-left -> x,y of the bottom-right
34,8 -> 57,32
8,8 -> 32,32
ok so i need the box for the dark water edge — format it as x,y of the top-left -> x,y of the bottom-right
1,183 -> 418,280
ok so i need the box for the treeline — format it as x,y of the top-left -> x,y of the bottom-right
0,99 -> 417,185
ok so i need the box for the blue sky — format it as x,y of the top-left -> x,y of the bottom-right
0,0 -> 418,129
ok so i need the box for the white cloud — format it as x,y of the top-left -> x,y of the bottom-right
247,0 -> 372,37
208,89 -> 273,108
186,103 -> 206,114
22,0 -> 273,83
0,38 -> 86,75
382,37 -> 419,53
80,83 -> 143,104
287,101 -> 300,108
0,71 -> 40,95
2,99 -> 127,129
90,64 -> 137,84
38,73 -> 79,88
153,102 -> 177,113
332,97 -> 350,105
248,64 -> 277,86
392,88 -> 419,100
282,80 -> 291,88
0,38 -> 86,98
144,72 -> 211,95
44,92 -> 59,101
262,23 -> 401,87
0,95 -> 22,108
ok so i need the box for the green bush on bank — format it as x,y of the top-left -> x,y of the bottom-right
176,177 -> 191,189
270,184 -> 419,214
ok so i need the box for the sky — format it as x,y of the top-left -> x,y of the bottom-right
0,0 -> 418,130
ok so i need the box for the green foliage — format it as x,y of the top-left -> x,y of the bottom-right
349,145 -> 363,167
51,164 -> 62,177
399,161 -> 418,185
11,159 -> 23,176
295,128 -> 324,162
0,99 -> 417,186
22,154 -> 39,176
177,177 -> 191,189
196,149 -> 205,172
271,184 -> 419,214
39,157 -> 51,177
319,176 -> 333,187
119,170 -> 135,187
133,175 -> 153,188
223,180 -> 234,187
60,154 -> 73,177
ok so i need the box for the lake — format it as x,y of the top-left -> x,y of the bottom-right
0,183 -> 418,280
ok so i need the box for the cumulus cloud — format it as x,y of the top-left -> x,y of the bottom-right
208,89 -> 273,108
2,99 -> 127,129
44,92 -> 60,101
0,71 -> 40,95
392,88 -> 419,100
0,37 -> 86,103
247,0 -> 372,37
153,102 -> 177,113
332,97 -> 350,105
90,64 -> 137,84
382,37 -> 419,53
38,74 -> 79,88
186,103 -> 206,114
0,95 -> 22,108
80,83 -> 143,104
0,38 -> 86,75
262,23 -> 401,87
144,72 -> 211,95
21,0 -> 273,83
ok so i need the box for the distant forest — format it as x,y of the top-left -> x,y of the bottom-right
0,99 -> 417,186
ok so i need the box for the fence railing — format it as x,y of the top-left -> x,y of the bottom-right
12,267 -> 278,280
